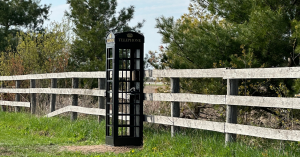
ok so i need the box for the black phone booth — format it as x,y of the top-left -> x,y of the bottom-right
105,32 -> 144,146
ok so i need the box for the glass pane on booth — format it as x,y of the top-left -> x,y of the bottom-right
135,60 -> 140,70
131,70 -> 140,81
119,49 -> 123,58
107,82 -> 112,91
126,49 -> 131,58
108,60 -> 113,69
118,127 -> 126,136
135,82 -> 140,91
126,60 -> 130,69
134,116 -> 140,126
134,104 -> 140,115
135,49 -> 140,58
107,96 -> 112,103
107,126 -> 112,136
135,127 -> 140,137
118,104 -> 125,113
107,71 -> 112,80
108,117 -> 113,125
108,48 -> 113,58
119,60 -> 131,70
119,49 -> 131,59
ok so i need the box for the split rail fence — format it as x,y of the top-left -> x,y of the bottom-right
1,67 -> 300,144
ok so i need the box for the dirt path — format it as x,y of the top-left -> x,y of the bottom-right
61,145 -> 142,154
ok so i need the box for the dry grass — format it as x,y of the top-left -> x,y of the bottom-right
143,85 -> 170,116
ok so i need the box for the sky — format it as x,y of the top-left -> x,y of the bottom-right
40,0 -> 190,55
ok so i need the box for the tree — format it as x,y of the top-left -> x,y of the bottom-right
151,3 -> 239,95
0,0 -> 51,52
0,19 -> 72,76
152,1 -> 300,95
66,0 -> 144,72
196,0 -> 300,67
149,0 -> 300,125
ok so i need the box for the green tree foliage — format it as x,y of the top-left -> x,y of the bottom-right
0,0 -> 51,52
194,0 -> 300,67
149,3 -> 235,95
150,0 -> 300,95
149,0 -> 300,122
66,0 -> 144,72
0,19 -> 72,76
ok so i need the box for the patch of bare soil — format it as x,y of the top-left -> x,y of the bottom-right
0,147 -> 13,156
61,145 -> 142,154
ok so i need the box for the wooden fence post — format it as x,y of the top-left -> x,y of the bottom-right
171,78 -> 180,137
1,82 -> 5,112
30,80 -> 36,114
15,80 -> 21,112
50,79 -> 57,112
71,78 -> 79,121
225,79 -> 239,144
98,78 -> 105,122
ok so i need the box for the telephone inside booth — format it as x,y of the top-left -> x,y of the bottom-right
105,32 -> 144,146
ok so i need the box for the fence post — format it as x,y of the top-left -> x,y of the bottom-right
98,78 -> 105,122
1,82 -> 5,112
50,79 -> 57,112
71,78 -> 79,121
225,79 -> 239,144
30,80 -> 36,114
171,78 -> 180,137
15,80 -> 21,112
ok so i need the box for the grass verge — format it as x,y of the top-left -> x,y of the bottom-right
0,111 -> 299,156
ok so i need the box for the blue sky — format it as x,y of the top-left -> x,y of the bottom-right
40,0 -> 190,55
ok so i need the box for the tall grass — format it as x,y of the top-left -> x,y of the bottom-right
0,111 -> 105,147
0,111 -> 299,156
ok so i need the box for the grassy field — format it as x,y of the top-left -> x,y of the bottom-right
0,111 -> 299,156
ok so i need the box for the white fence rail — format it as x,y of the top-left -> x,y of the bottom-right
0,101 -> 30,107
45,105 -> 300,142
0,88 -> 105,96
2,67 -> 300,80
0,67 -> 300,144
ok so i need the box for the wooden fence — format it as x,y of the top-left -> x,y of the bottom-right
1,67 -> 300,144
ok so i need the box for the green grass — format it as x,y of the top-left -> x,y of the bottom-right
0,111 -> 299,156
